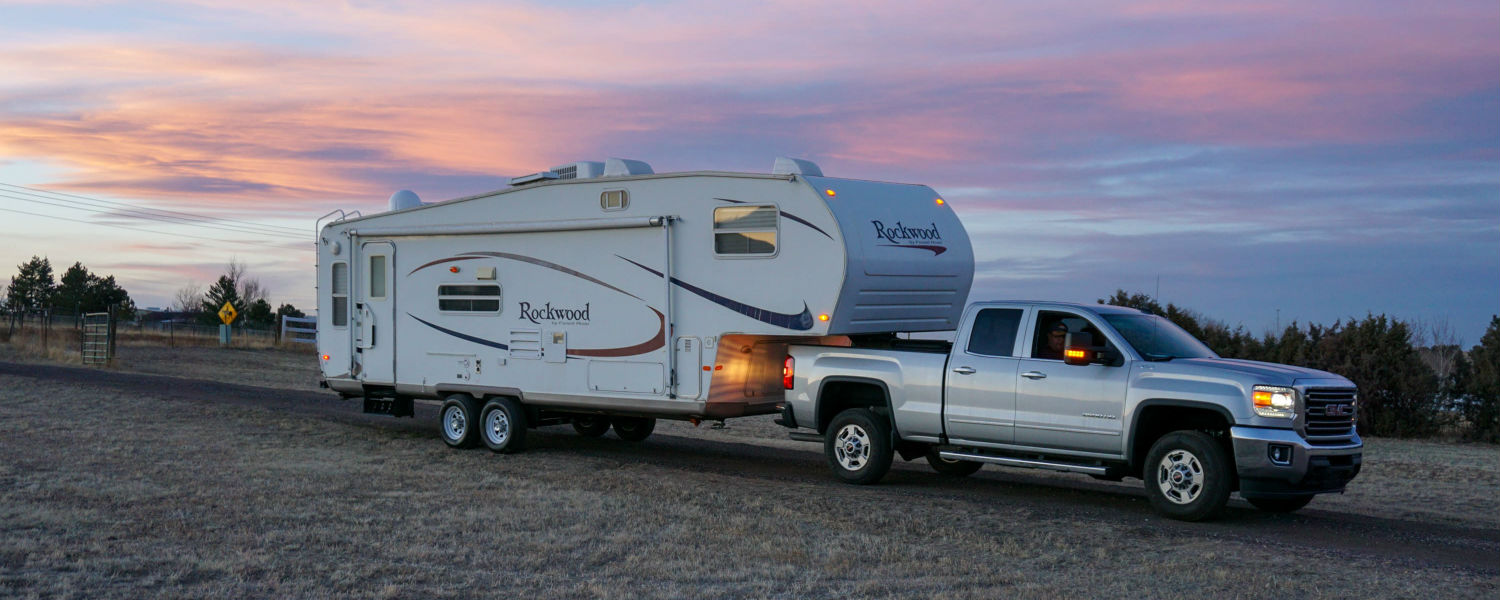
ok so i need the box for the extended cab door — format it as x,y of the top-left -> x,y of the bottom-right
1013,309 -> 1130,455
943,305 -> 1028,445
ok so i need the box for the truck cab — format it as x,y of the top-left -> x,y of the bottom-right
782,301 -> 1363,521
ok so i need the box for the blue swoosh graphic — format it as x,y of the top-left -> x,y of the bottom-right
408,313 -> 508,349
617,256 -> 814,331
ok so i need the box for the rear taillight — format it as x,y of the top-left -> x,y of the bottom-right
783,356 -> 795,390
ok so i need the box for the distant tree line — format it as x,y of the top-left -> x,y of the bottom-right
172,259 -> 303,329
3,256 -> 305,331
1101,290 -> 1499,442
3,256 -> 134,316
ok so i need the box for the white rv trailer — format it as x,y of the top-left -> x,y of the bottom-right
315,157 -> 973,450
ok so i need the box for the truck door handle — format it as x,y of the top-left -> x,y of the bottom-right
951,366 -> 976,375
1021,371 -> 1047,380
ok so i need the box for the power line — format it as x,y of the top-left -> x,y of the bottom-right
0,191 -> 306,240
0,206 -> 309,250
0,182 -> 309,236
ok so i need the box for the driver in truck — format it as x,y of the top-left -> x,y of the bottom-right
1037,321 -> 1069,360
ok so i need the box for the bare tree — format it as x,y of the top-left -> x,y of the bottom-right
225,257 -> 267,305
173,283 -> 204,314
1417,317 -> 1465,407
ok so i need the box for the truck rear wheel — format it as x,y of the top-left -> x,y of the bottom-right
1143,431 -> 1232,521
825,408 -> 894,485
612,417 -> 656,442
1246,495 -> 1314,513
925,448 -> 983,477
439,395 -> 482,449
479,397 -> 528,454
572,416 -> 610,438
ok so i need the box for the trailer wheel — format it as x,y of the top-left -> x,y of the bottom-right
825,408 -> 894,485
925,448 -> 983,477
1143,431 -> 1232,521
572,416 -> 610,438
479,397 -> 528,454
439,395 -> 482,449
612,417 -> 656,442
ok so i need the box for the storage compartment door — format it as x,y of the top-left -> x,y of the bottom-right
675,337 -> 702,399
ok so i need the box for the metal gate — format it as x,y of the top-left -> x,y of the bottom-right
82,312 -> 114,366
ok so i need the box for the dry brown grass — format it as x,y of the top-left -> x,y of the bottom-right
1,356 -> 1497,598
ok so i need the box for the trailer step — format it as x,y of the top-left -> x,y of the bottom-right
938,451 -> 1108,476
363,397 -> 413,418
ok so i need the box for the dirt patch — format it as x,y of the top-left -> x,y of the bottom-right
1,361 -> 1497,598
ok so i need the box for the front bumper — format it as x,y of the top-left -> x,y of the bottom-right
1230,426 -> 1362,498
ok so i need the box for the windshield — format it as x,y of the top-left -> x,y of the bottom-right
1102,314 -> 1217,361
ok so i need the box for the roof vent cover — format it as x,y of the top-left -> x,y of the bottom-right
603,158 -> 654,177
550,161 -> 605,180
772,157 -> 823,177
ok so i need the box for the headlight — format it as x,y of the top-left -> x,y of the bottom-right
1252,385 -> 1297,419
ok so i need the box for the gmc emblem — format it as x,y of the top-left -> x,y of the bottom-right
1325,404 -> 1351,417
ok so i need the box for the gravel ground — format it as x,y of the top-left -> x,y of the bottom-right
0,347 -> 1497,598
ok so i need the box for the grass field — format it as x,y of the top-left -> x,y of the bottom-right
1,344 -> 1496,598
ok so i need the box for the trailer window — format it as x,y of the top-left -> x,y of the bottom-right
368,255 -> 387,300
438,284 -> 501,313
714,205 -> 777,255
601,190 -> 628,211
331,262 -> 349,327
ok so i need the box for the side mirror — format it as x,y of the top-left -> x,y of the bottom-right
1063,331 -> 1094,366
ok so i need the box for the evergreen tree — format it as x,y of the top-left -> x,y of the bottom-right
244,298 -> 275,328
199,275 -> 243,325
1462,317 -> 1500,442
52,262 -> 94,314
6,256 -> 56,312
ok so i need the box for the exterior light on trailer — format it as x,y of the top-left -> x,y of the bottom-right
818,313 -> 830,321
321,354 -> 330,361
935,198 -> 945,205
825,189 -> 836,197
783,356 -> 795,389
449,266 -> 460,273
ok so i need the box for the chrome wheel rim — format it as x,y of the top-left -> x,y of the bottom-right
834,424 -> 872,471
485,408 -> 511,446
443,405 -> 467,442
1157,449 -> 1204,505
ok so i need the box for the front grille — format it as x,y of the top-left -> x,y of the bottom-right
1302,387 -> 1357,445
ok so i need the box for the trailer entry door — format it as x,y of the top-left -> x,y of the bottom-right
358,241 -> 397,385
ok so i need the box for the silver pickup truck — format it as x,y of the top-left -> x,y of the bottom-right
779,301 -> 1363,520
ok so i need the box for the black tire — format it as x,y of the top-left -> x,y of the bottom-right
1246,495 -> 1315,513
925,448 -> 983,477
572,416 -> 610,438
1143,431 -> 1233,521
479,397 -> 528,453
824,408 -> 895,485
612,417 -> 656,442
438,395 -> 482,449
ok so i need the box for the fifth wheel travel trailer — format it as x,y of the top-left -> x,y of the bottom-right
315,157 -> 973,452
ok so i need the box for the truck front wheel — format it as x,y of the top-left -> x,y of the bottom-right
825,408 -> 894,485
1143,431 -> 1232,521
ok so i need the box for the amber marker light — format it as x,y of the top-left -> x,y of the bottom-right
825,189 -> 836,197
935,198 -> 945,205
818,313 -> 830,321
1064,349 -> 1087,360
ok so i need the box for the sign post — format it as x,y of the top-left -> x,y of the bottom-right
217,301 -> 239,346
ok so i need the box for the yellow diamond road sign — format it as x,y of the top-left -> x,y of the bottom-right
218,301 -> 239,325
